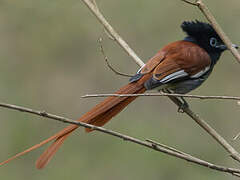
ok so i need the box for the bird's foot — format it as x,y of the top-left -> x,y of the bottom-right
177,97 -> 189,113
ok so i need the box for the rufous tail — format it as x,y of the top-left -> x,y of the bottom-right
0,74 -> 150,169
35,84 -> 146,169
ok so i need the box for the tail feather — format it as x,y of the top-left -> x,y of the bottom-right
85,87 -> 146,131
36,86 -> 146,169
35,135 -> 68,169
0,131 -> 64,166
0,74 -> 150,169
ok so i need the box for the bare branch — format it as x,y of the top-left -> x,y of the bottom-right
103,28 -> 115,41
233,132 -> 240,141
181,0 -> 240,64
146,139 -> 192,157
81,0 -> 240,163
181,0 -> 198,6
98,38 -> 133,77
0,102 -> 240,177
81,0 -> 145,67
165,92 -> 240,163
82,92 -> 240,101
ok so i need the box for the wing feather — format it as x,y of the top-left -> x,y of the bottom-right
143,41 -> 211,90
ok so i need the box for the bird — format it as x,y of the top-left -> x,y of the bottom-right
0,20 -> 238,169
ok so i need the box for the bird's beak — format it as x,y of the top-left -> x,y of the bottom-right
232,44 -> 239,49
217,44 -> 238,51
217,44 -> 227,51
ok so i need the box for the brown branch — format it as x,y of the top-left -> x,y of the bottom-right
82,92 -> 240,102
181,0 -> 240,64
0,102 -> 240,177
81,0 -> 240,163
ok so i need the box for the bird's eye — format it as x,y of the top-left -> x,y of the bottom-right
210,37 -> 218,47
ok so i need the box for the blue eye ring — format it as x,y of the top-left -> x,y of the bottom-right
210,37 -> 217,47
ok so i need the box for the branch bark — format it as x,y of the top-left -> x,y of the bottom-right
0,102 -> 240,177
82,93 -> 240,102
80,0 -> 240,163
81,0 -> 144,67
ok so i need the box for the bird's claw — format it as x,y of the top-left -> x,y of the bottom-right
177,97 -> 189,113
177,102 -> 188,113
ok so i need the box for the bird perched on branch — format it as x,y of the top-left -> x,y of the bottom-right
1,20 -> 238,169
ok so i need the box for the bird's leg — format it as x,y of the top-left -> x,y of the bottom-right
161,89 -> 189,113
178,97 -> 189,113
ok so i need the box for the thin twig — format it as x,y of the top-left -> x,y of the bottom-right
181,0 -> 240,64
146,139 -> 192,157
90,0 -> 98,9
181,0 -> 198,6
82,92 -> 240,101
98,38 -> 133,77
81,0 -> 240,163
0,102 -> 240,177
233,173 -> 240,178
81,0 -> 145,67
233,132 -> 240,141
103,28 -> 115,41
165,92 -> 240,163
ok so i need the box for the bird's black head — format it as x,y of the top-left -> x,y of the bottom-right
181,20 -> 229,63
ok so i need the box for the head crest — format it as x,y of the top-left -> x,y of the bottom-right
181,20 -> 219,39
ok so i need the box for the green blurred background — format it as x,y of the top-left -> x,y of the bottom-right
0,0 -> 240,179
